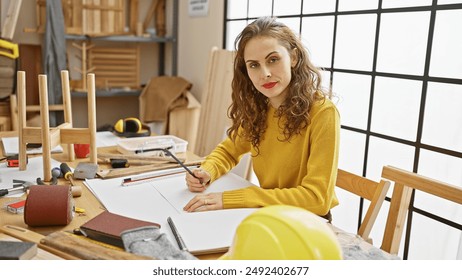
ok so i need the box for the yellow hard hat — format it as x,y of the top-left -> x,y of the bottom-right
220,205 -> 342,260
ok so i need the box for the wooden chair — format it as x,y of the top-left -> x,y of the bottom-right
17,70 -> 98,181
380,165 -> 462,255
335,169 -> 391,243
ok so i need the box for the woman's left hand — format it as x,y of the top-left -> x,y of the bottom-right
183,192 -> 223,212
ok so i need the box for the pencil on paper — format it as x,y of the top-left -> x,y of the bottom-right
135,147 -> 200,180
121,168 -> 186,186
167,216 -> 188,251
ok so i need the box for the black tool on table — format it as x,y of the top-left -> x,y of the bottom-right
0,179 -> 34,197
134,146 -> 200,180
60,162 -> 76,186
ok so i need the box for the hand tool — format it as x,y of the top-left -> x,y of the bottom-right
135,146 -> 199,179
59,163 -> 83,197
60,163 -> 76,186
36,167 -> 61,185
0,181 -> 32,197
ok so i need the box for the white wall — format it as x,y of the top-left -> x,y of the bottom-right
177,0 -> 225,103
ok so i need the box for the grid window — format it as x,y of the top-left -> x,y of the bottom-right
224,0 -> 462,260
371,77 -> 422,141
301,16 -> 335,68
338,0 -> 378,11
382,0 -> 432,8
227,0 -> 248,19
303,0 -> 336,13
367,136 -> 415,180
423,82 -> 462,153
376,11 -> 430,76
333,72 -> 371,130
334,14 -> 377,71
273,0 -> 301,16
338,130 -> 366,174
429,9 -> 462,79
248,0 -> 273,18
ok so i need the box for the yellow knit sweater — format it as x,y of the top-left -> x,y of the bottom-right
200,98 -> 340,216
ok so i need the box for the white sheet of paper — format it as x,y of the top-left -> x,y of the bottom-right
169,208 -> 257,255
0,157 -> 62,197
95,131 -> 120,147
153,172 -> 255,213
1,137 -> 63,156
84,171 -> 258,255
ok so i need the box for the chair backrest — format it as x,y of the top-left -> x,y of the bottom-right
335,169 -> 391,242
380,165 -> 462,255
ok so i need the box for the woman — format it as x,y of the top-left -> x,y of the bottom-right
184,17 -> 340,221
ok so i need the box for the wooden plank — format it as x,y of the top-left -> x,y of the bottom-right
382,165 -> 462,204
41,231 -> 153,260
194,48 -> 235,157
1,0 -> 23,40
88,46 -> 140,89
143,0 -> 158,31
0,225 -> 76,260
72,0 -> 83,34
93,0 -> 102,35
155,0 -> 166,37
101,0 -> 109,33
130,0 -> 139,34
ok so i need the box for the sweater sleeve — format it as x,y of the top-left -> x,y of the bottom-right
223,102 -> 340,216
200,131 -> 251,183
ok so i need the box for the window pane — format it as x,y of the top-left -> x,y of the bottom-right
273,0 -> 301,16
366,137 -> 415,181
371,77 -> 422,141
338,129 -> 366,174
320,70 -> 331,92
330,188 -> 361,235
415,151 -> 462,230
303,0 -> 336,14
301,16 -> 335,68
438,0 -> 462,4
333,72 -> 371,130
227,0 -> 248,19
376,12 -> 430,76
248,0 -> 273,18
226,20 -> 248,50
407,214 -> 461,259
334,14 -> 377,71
429,10 -> 462,79
338,0 -> 378,11
277,17 -> 300,35
422,82 -> 462,153
419,149 -> 462,188
382,0 -> 432,8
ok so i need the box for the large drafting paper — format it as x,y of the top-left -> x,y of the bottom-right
0,157 -> 62,197
1,137 -> 63,156
84,172 -> 258,255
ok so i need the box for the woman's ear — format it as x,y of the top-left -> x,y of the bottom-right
291,48 -> 298,68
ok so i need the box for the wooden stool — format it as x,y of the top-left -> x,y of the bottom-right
17,70 -> 97,181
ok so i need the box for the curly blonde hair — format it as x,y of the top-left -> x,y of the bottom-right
227,17 -> 328,152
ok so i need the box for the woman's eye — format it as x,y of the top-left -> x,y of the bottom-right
269,57 -> 279,63
248,63 -> 258,69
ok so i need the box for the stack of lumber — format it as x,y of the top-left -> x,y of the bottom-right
194,47 -> 235,157
88,46 -> 140,89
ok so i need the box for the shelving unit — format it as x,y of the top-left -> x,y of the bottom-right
63,0 -> 178,100
55,0 -> 179,128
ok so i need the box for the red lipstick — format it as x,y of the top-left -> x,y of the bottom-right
263,82 -> 277,89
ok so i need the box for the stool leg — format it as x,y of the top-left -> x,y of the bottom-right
61,70 -> 75,161
87,73 -> 97,165
39,75 -> 52,182
17,71 -> 28,171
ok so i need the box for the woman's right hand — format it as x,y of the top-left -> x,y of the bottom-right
185,169 -> 211,192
